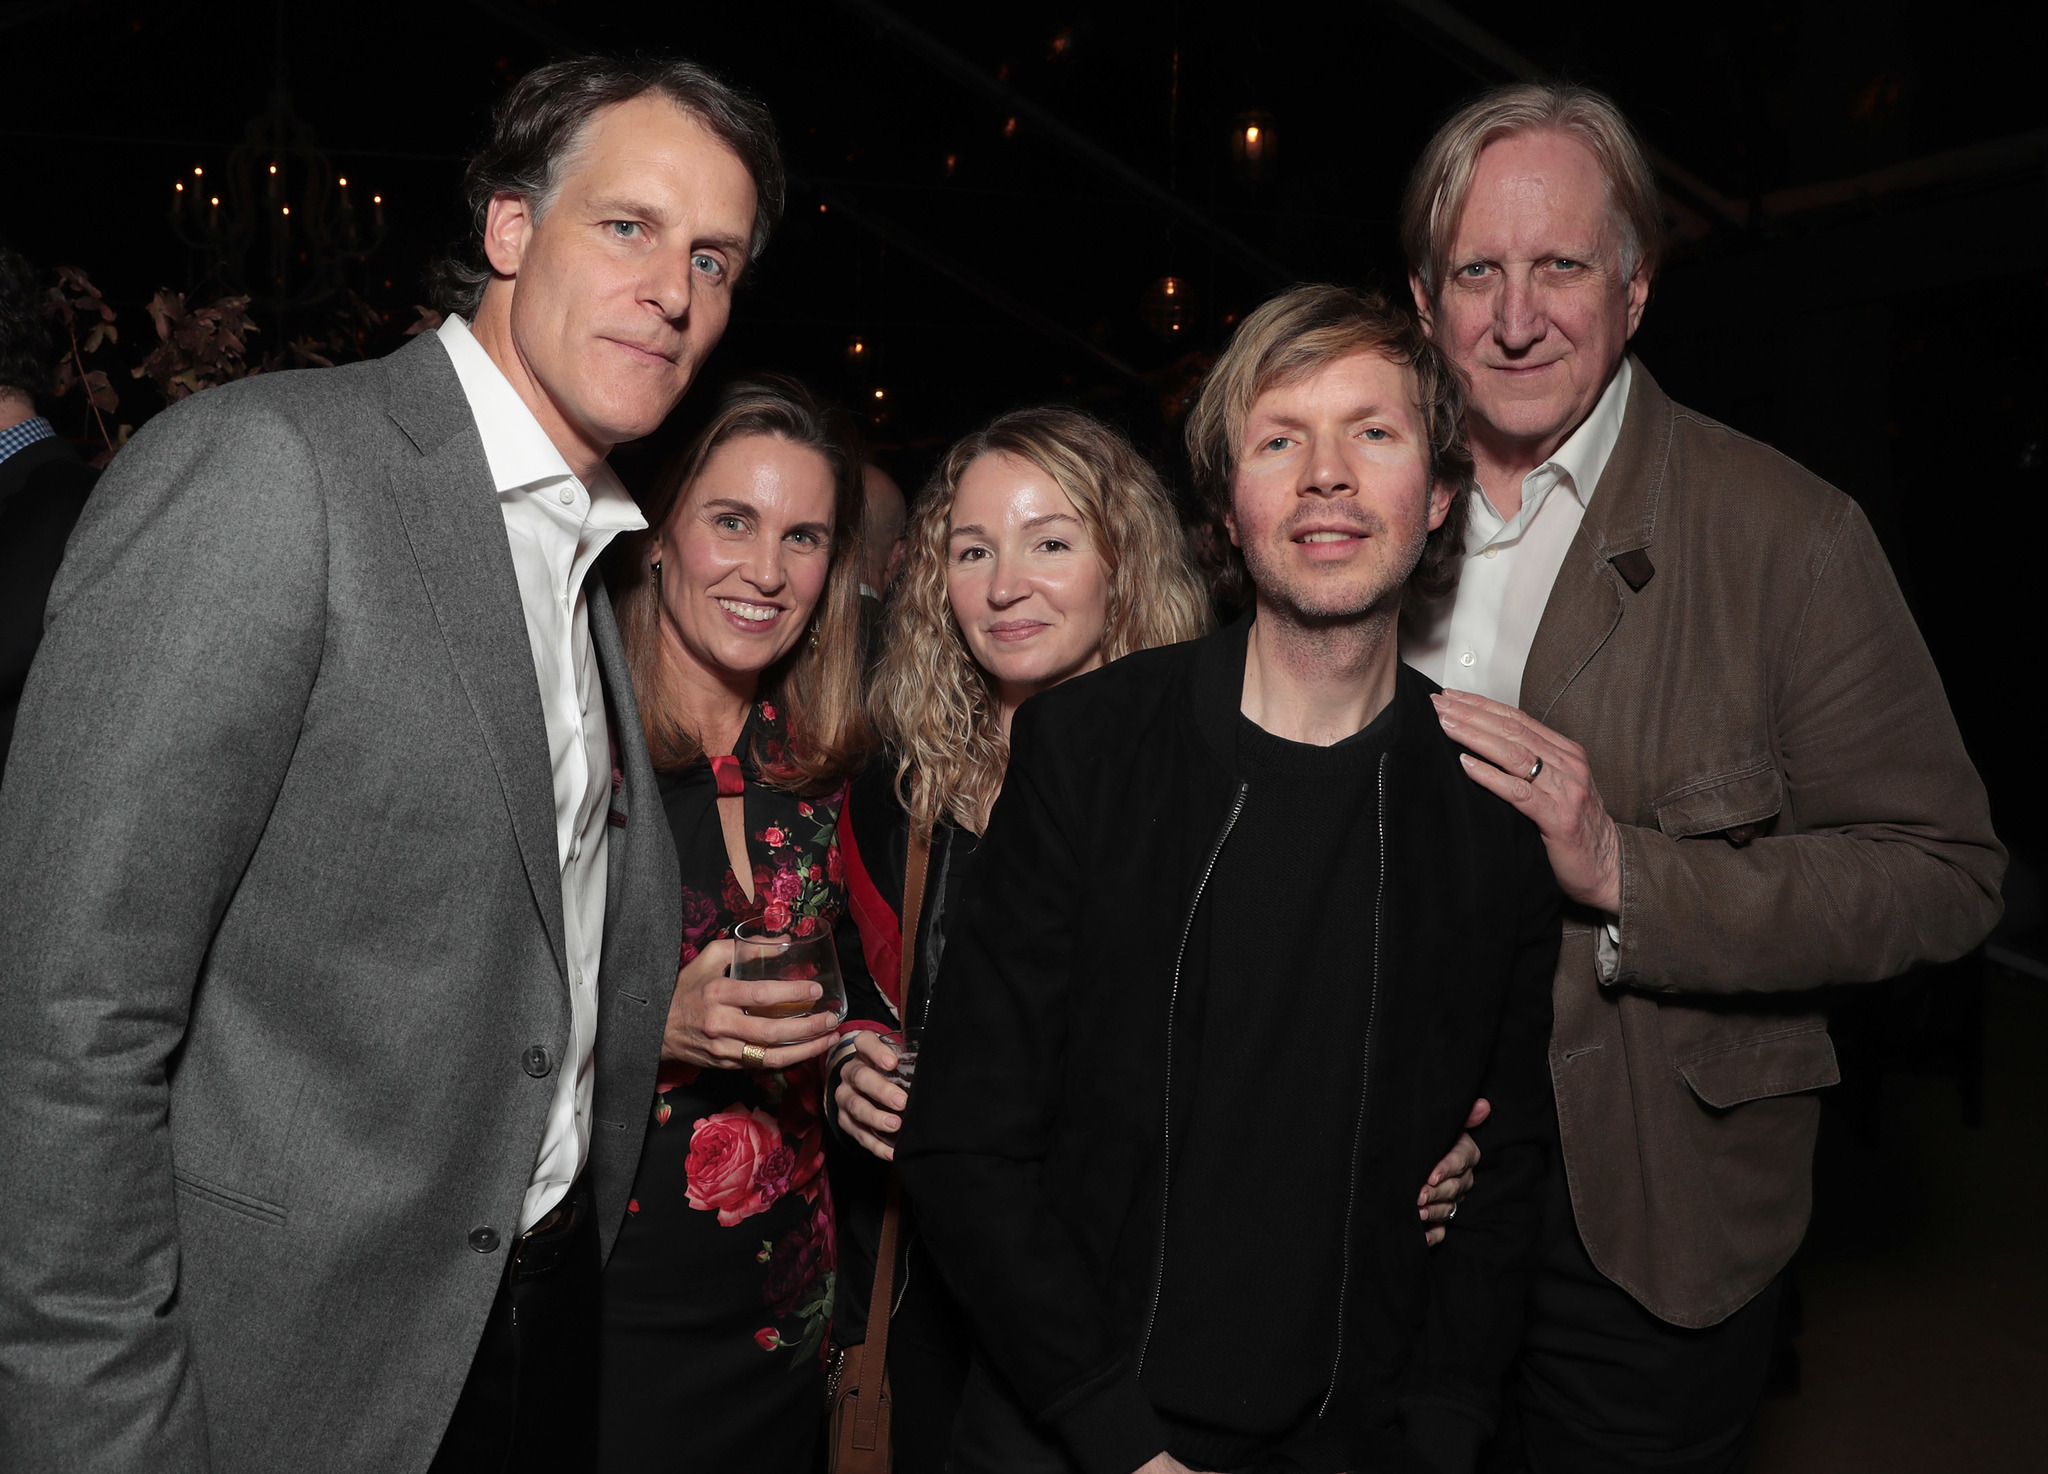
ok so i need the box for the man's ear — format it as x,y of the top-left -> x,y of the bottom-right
1222,498 -> 1242,549
1409,271 -> 1436,338
1623,263 -> 1651,341
482,191 -> 535,278
1427,477 -> 1454,532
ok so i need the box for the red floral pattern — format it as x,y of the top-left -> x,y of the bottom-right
643,697 -> 850,1369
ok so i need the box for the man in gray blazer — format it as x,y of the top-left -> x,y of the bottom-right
0,55 -> 781,1473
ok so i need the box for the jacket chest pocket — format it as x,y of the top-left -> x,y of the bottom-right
1651,758 -> 1783,846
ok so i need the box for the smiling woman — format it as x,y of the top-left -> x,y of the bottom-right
598,376 -> 887,1470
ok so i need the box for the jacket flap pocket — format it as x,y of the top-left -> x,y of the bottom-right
1679,1028 -> 1840,1109
1653,761 -> 1782,840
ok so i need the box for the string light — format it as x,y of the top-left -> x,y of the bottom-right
269,163 -> 278,174
175,181 -> 184,192
282,206 -> 291,216
373,195 -> 382,204
338,176 -> 348,187
193,166 -> 203,177
210,196 -> 220,206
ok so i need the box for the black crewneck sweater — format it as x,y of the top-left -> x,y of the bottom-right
1144,700 -> 1396,1465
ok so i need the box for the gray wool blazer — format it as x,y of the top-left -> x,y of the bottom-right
0,332 -> 682,1472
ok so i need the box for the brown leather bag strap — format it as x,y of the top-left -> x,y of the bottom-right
852,1171 -> 903,1449
851,830 -> 928,1450
898,829 -> 931,1004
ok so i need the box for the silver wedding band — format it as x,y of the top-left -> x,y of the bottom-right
1447,1202 -> 1459,1220
1526,756 -> 1544,783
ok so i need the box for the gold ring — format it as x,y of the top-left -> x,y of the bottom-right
740,1043 -> 767,1069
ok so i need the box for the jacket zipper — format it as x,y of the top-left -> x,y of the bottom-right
1136,780 -> 1250,1379
1319,751 -> 1389,1421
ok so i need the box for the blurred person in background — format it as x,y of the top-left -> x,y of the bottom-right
1399,82 -> 2004,1474
0,241 -> 96,776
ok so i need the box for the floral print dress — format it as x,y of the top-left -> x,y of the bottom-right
597,701 -> 886,1471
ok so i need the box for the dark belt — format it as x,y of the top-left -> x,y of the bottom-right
509,1177 -> 592,1284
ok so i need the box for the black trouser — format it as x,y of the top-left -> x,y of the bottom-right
430,1176 -> 601,1474
1489,1156 -> 1782,1474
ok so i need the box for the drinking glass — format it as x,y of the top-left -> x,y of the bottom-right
877,1030 -> 919,1089
731,915 -> 848,1023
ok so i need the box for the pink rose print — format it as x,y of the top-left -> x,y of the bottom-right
761,900 -> 791,933
760,703 -> 778,721
825,843 -> 843,885
685,1103 -> 797,1226
761,826 -> 786,847
769,866 -> 804,904
799,801 -> 813,818
754,1327 -> 785,1351
627,1198 -> 640,1214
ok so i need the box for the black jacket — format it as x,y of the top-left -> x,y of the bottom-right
897,619 -> 1561,1474
0,433 -> 97,773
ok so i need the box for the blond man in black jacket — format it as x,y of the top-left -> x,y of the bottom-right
898,285 -> 1561,1474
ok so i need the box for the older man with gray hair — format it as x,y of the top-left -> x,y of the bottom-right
1398,83 -> 2003,1473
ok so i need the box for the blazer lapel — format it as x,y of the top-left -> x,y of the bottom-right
1520,356 -> 1672,724
381,333 -> 568,980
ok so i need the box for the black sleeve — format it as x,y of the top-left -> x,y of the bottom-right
1402,816 -> 1561,1471
895,703 -> 1171,1474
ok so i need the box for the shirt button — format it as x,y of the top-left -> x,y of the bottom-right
557,486 -> 574,505
1459,651 -> 1476,667
522,1045 -> 554,1078
469,1225 -> 501,1253
1484,546 -> 1500,559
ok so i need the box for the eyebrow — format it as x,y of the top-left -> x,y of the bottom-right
949,510 -> 1080,539
588,195 -> 674,226
701,496 -> 831,536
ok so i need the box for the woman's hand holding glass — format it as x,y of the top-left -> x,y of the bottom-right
835,1031 -> 913,1161
661,938 -> 841,1072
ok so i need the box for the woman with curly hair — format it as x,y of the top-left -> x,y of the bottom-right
597,376 -> 889,1470
824,405 -> 1212,1469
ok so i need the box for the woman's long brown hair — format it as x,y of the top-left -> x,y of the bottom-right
610,376 -> 870,793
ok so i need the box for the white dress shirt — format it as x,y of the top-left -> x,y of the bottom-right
440,316 -> 648,1233
1402,358 -> 1632,706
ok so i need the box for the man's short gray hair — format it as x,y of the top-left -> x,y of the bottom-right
1401,82 -> 1662,301
429,53 -> 785,318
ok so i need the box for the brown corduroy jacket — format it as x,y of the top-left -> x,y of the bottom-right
1521,359 -> 2004,1329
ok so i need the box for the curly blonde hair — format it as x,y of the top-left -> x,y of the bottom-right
870,406 -> 1212,839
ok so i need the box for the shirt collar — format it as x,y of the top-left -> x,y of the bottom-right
1539,356 -> 1632,510
0,415 -> 57,468
437,315 -> 646,533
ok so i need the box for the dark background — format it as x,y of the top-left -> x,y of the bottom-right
6,2 -> 2047,1460
4,0 -> 2043,893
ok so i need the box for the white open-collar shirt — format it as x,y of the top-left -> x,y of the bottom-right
1402,358 -> 1632,706
440,315 -> 649,1233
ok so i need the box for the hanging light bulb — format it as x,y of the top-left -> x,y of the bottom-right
1141,276 -> 1194,340
845,336 -> 868,365
1230,111 -> 1276,181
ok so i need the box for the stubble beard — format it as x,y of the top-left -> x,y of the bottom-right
1241,510 -> 1427,660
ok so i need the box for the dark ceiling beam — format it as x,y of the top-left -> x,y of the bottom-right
795,178 -> 1146,387
832,0 -> 1295,288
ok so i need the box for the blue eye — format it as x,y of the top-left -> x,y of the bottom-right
692,252 -> 725,280
1363,428 -> 1389,442
609,221 -> 644,240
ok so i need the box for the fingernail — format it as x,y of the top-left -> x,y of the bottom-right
1459,753 -> 1476,766
809,983 -> 822,997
